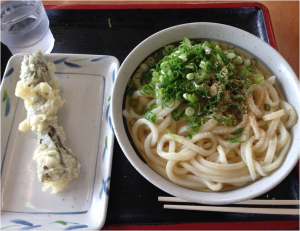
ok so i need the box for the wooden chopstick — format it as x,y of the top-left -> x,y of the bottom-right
163,204 -> 299,215
158,196 -> 300,205
159,197 -> 300,215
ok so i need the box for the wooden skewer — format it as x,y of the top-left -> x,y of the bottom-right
158,196 -> 300,205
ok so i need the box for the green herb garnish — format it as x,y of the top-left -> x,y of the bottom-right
264,103 -> 271,111
228,133 -> 247,143
127,38 -> 262,138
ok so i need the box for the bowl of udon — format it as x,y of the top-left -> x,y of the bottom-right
111,22 -> 299,205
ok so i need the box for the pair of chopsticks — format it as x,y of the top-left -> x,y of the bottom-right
158,197 -> 300,215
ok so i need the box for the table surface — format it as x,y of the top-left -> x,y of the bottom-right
42,0 -> 300,230
42,0 -> 299,77
0,0 -> 300,230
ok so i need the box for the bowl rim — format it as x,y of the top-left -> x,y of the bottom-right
111,22 -> 300,205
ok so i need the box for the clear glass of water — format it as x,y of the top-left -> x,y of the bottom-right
1,0 -> 55,55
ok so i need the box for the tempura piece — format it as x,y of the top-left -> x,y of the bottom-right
15,50 -> 80,193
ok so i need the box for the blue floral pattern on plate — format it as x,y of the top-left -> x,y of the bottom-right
4,94 -> 10,117
3,67 -> 14,79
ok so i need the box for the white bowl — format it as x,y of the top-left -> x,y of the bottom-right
111,22 -> 300,205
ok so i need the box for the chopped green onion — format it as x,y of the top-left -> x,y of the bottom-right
187,124 -> 200,140
227,44 -> 235,49
251,57 -> 258,65
232,118 -> 241,126
190,115 -> 201,124
183,93 -> 198,103
227,137 -> 239,143
152,71 -> 159,78
213,49 -> 229,66
140,69 -> 152,85
134,70 -> 142,79
141,103 -> 158,116
239,133 -> 248,143
108,18 -> 112,28
244,59 -> 251,66
200,117 -> 204,127
175,91 -> 185,101
158,88 -> 166,98
127,79 -> 138,96
185,65 -> 194,69
188,102 -> 201,112
162,96 -> 175,108
211,41 -> 220,48
151,75 -> 160,83
237,104 -> 247,114
186,73 -> 194,80
253,73 -> 264,84
264,103 -> 271,111
146,57 -> 156,66
171,109 -> 181,121
140,63 -> 149,71
213,114 -> 229,125
233,128 -> 243,134
140,83 -> 155,96
189,124 -> 200,132
141,106 -> 147,115
167,129 -> 178,141
148,102 -> 158,111
233,56 -> 243,65
246,66 -> 255,74
199,60 -> 212,72
160,61 -> 170,72
226,53 -> 236,59
165,85 -> 176,96
185,82 -> 195,92
151,89 -> 160,98
144,111 -> 157,123
185,107 -> 195,117
129,98 -> 139,108
227,133 -> 247,143
165,45 -> 175,54
232,95 -> 244,100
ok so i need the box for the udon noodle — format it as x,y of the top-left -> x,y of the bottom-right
123,38 -> 297,191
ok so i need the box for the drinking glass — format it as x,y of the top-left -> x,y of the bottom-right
1,0 -> 55,54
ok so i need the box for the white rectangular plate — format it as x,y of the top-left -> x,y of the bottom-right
1,54 -> 119,230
